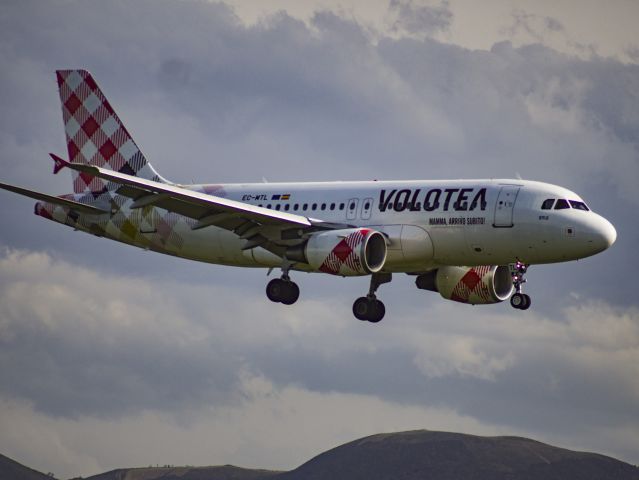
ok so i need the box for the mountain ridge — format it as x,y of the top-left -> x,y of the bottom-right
3,430 -> 638,480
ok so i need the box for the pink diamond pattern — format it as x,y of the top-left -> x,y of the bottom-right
55,69 -> 163,195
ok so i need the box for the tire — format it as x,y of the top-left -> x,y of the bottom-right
368,300 -> 385,323
520,294 -> 531,310
281,281 -> 300,305
510,293 -> 524,309
266,279 -> 284,303
353,297 -> 371,320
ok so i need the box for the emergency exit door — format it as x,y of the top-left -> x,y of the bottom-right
493,186 -> 520,227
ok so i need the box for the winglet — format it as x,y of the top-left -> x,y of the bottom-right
50,153 -> 70,174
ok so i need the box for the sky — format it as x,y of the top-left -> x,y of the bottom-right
0,0 -> 638,478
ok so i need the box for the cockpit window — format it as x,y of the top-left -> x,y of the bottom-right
554,199 -> 570,210
569,200 -> 589,211
541,199 -> 555,210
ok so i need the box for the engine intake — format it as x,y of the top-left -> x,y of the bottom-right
416,265 -> 513,304
288,228 -> 387,276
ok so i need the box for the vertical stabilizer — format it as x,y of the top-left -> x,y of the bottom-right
56,69 -> 167,195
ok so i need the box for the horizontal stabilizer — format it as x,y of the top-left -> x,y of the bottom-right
0,181 -> 108,215
50,153 -> 69,174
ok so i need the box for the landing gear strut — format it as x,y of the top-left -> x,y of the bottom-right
509,261 -> 531,310
266,263 -> 299,305
353,273 -> 392,323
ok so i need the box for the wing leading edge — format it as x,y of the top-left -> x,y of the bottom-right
60,160 -> 312,228
0,181 -> 108,215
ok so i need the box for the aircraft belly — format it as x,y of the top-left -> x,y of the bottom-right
369,224 -> 435,271
429,226 -> 474,265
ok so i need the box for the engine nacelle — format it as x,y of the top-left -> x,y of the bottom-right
416,265 -> 513,304
289,228 -> 387,276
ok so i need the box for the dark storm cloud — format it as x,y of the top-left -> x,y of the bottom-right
0,0 -> 638,475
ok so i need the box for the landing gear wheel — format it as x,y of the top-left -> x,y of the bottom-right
352,297 -> 386,322
353,297 -> 371,321
520,294 -> 531,310
369,300 -> 385,323
510,293 -> 531,310
266,279 -> 300,305
352,273 -> 392,323
281,281 -> 300,305
266,279 -> 285,303
510,293 -> 524,309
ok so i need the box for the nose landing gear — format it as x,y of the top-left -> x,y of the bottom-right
509,261 -> 531,310
353,273 -> 392,323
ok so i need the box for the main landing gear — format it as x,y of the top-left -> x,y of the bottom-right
266,264 -> 300,305
509,261 -> 531,310
265,266 -> 391,324
353,273 -> 392,323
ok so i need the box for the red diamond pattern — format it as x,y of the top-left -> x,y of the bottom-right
56,69 -> 163,194
68,140 -> 79,161
450,266 -> 493,303
64,93 -> 82,115
319,229 -> 368,275
81,117 -> 100,138
99,139 -> 117,160
461,270 -> 481,290
332,240 -> 353,262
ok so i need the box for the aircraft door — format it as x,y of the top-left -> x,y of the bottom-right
346,198 -> 359,220
361,197 -> 373,220
493,186 -> 520,227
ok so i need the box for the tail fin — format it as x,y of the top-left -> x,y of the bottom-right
55,69 -> 167,195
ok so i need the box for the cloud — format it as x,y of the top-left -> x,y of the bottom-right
501,9 -> 565,43
389,0 -> 453,37
1,248 -> 638,477
0,377 -> 503,479
0,0 -> 638,477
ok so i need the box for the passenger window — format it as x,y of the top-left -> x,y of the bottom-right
541,199 -> 554,210
554,199 -> 570,210
569,200 -> 589,211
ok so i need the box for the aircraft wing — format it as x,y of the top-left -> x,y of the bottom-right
0,181 -> 109,215
63,162 -> 312,227
52,159 -> 349,251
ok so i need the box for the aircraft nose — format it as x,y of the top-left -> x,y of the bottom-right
590,216 -> 617,252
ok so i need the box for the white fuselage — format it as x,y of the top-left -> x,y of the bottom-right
52,178 -> 614,273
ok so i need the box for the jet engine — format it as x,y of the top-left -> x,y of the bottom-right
287,228 -> 387,276
416,265 -> 513,304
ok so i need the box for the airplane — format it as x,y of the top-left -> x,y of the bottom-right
0,70 -> 617,322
